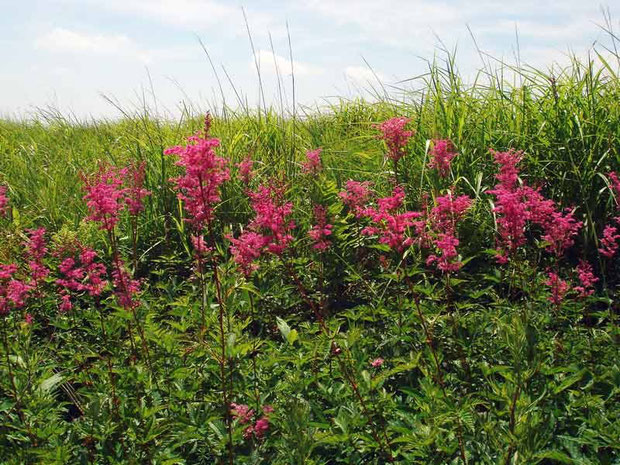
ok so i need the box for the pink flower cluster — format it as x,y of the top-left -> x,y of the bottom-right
81,163 -> 151,231
81,165 -> 129,231
425,192 -> 472,272
0,264 -> 31,315
24,228 -> 50,287
545,271 -> 569,306
360,186 -> 422,253
428,139 -> 457,178
370,357 -> 384,368
598,172 -> 620,259
231,403 -> 274,440
124,162 -> 151,216
339,180 -> 373,217
373,117 -> 413,162
574,260 -> 598,298
111,262 -> 141,310
488,150 -> 582,263
56,245 -> 108,312
164,124 -> 230,230
0,185 -> 8,216
301,148 -> 323,174
308,205 -> 333,251
229,183 -> 295,275
237,156 -> 255,185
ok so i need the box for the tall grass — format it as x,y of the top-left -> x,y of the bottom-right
0,46 -> 618,257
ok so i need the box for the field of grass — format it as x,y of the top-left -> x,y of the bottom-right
0,48 -> 619,464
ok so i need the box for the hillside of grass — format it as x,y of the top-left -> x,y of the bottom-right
0,53 -> 618,464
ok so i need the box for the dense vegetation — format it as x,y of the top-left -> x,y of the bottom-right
0,51 -> 619,464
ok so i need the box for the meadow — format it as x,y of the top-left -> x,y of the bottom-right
0,50 -> 619,464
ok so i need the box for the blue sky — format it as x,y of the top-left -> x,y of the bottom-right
0,0 -> 615,119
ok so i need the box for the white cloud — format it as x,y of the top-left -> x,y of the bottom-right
35,28 -> 151,62
75,0 -> 283,37
344,65 -> 385,84
252,49 -> 323,77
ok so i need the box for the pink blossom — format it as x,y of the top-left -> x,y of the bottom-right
0,185 -> 8,217
425,191 -> 472,272
539,207 -> 582,257
301,148 -> 323,174
24,228 -> 50,286
599,224 -> 620,258
230,403 -> 254,424
111,261 -> 141,310
191,235 -> 211,258
370,358 -> 384,368
428,139 -> 457,178
56,245 -> 107,298
339,180 -> 373,217
81,164 -> 129,231
25,313 -> 33,325
308,205 -> 333,251
545,271 -> 569,306
373,117 -> 413,162
228,231 -> 270,276
228,183 -> 295,275
59,293 -> 72,313
237,156 -> 255,184
124,161 -> 151,216
361,186 -> 421,253
253,417 -> 270,439
164,117 -> 230,230
0,265 -> 32,313
609,171 -> 620,200
574,260 -> 598,298
262,405 -> 274,414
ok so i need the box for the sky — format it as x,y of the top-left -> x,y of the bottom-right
0,0 -> 616,119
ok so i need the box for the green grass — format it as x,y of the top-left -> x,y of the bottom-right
0,45 -> 619,464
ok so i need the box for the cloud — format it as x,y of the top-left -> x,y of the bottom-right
75,0 -> 283,37
344,65 -> 385,84
253,49 -> 323,77
35,28 -> 151,62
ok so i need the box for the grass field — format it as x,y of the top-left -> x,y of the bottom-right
0,46 -> 619,464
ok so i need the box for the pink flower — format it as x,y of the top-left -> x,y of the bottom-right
373,117 -> 413,162
24,228 -> 50,286
370,358 -> 384,368
0,185 -> 8,217
488,149 -> 581,262
262,405 -> 274,414
228,231 -> 270,276
308,205 -> 333,252
228,182 -> 295,275
599,224 -> 620,258
111,261 -> 141,310
237,156 -> 255,184
165,117 -> 230,230
253,417 -> 270,439
425,191 -> 472,272
339,180 -> 373,217
574,260 -> 598,298
301,148 -> 323,174
230,403 -> 254,424
81,164 -> 129,231
56,245 -> 107,299
427,139 -> 457,178
609,171 -> 620,201
59,292 -> 72,313
361,186 -> 422,253
545,271 -> 569,306
25,313 -> 33,325
124,161 -> 151,216
0,265 -> 33,313
191,235 -> 211,258
539,208 -> 582,258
